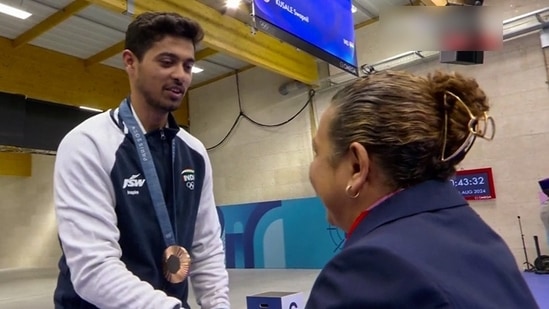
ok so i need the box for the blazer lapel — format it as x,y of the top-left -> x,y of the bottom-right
346,180 -> 468,246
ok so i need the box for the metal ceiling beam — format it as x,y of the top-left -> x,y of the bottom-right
86,0 -> 319,85
12,0 -> 91,49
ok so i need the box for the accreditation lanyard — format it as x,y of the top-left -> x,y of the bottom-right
118,98 -> 178,248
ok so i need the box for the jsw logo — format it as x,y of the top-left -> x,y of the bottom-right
123,174 -> 146,189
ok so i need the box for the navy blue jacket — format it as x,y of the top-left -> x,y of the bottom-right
306,180 -> 539,309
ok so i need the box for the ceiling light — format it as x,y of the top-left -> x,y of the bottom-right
0,3 -> 32,20
226,0 -> 241,9
192,66 -> 204,73
79,106 -> 103,113
351,4 -> 357,13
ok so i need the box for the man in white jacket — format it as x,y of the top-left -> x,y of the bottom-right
53,11 -> 230,309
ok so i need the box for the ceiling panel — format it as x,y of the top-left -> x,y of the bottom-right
191,60 -> 237,85
30,14 -> 125,59
191,71 -> 219,86
77,4 -> 132,32
206,53 -> 251,70
30,0 -> 73,9
194,59 -> 235,77
0,0 -> 71,39
353,10 -> 374,25
102,54 -> 125,70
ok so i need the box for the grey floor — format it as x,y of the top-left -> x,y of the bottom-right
0,268 -> 320,309
2,268 -> 548,308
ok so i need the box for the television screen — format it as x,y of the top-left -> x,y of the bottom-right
253,0 -> 358,76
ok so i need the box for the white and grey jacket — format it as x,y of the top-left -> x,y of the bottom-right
53,102 -> 229,309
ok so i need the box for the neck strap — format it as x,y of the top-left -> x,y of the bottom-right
118,98 -> 177,247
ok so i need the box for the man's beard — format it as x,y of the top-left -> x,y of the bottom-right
139,84 -> 180,113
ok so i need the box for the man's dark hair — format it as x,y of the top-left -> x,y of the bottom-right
125,12 -> 204,60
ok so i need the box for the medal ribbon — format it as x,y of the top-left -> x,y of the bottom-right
118,98 -> 177,248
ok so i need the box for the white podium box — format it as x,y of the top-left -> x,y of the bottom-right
246,291 -> 304,309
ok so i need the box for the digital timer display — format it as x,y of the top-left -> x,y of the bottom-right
450,167 -> 496,201
450,176 -> 486,187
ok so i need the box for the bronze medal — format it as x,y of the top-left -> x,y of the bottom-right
163,245 -> 191,283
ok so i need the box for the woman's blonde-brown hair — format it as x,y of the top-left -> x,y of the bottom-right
329,70 -> 490,189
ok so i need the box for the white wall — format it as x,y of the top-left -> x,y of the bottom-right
189,69 -> 317,205
0,155 -> 61,269
189,0 -> 549,267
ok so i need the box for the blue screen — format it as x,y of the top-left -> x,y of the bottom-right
254,0 -> 357,75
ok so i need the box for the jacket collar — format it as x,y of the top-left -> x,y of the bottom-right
113,100 -> 180,140
128,101 -> 180,135
345,180 -> 468,246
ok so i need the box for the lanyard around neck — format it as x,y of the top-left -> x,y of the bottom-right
118,98 -> 178,247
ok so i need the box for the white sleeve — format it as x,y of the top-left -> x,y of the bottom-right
54,128 -> 182,309
189,151 -> 230,309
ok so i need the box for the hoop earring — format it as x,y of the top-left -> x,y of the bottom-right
345,185 -> 360,199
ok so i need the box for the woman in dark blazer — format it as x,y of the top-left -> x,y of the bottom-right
306,70 -> 539,309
